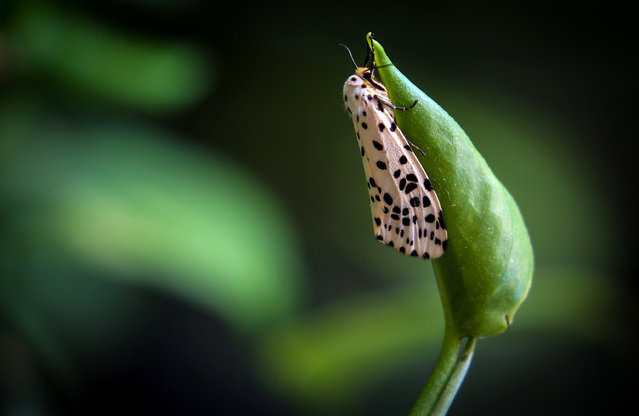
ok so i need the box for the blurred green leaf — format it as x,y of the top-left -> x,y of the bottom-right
257,281 -> 443,411
7,2 -> 211,111
1,109 -> 303,331
429,89 -> 610,267
256,265 -> 616,414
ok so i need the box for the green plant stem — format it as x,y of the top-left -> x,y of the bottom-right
431,337 -> 476,415
408,329 -> 476,416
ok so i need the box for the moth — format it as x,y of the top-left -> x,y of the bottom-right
342,39 -> 448,259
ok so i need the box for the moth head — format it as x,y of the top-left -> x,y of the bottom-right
355,67 -> 371,79
355,67 -> 386,91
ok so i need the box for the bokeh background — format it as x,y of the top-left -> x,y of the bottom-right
1,1 -> 636,415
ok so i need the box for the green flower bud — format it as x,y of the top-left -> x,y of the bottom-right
370,34 -> 533,338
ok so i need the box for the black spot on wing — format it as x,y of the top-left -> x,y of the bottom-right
373,141 -> 383,150
404,183 -> 418,194
376,161 -> 387,170
399,155 -> 408,164
423,178 -> 433,191
438,211 -> 447,230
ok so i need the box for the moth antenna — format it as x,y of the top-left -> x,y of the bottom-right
339,43 -> 358,68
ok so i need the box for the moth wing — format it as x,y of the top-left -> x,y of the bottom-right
345,78 -> 447,259
362,96 -> 447,259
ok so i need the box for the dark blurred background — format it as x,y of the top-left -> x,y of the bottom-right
1,1 -> 637,415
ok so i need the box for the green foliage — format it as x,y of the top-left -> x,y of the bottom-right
8,2 -> 210,111
256,266 -> 613,414
0,3 -> 625,412
371,36 -> 533,338
0,109 -> 303,332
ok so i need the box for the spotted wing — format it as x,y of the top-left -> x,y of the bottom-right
345,80 -> 447,259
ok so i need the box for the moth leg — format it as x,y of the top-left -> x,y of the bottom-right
406,139 -> 426,156
364,33 -> 374,68
378,97 -> 419,111
391,99 -> 418,111
374,96 -> 424,154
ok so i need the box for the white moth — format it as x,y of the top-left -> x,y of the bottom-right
342,47 -> 448,259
